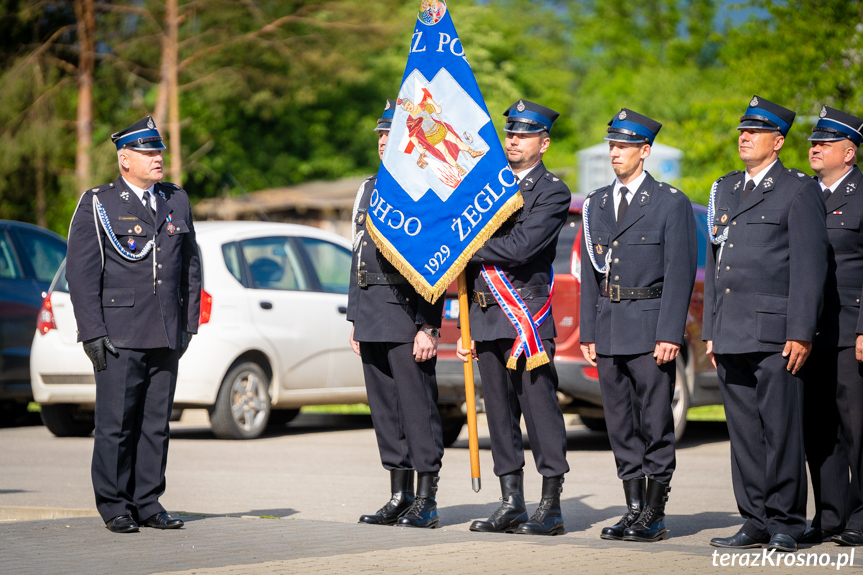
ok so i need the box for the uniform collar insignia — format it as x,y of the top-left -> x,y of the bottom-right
158,189 -> 167,200
847,182 -> 857,195
763,177 -> 774,188
639,189 -> 650,203
120,190 -> 130,201
601,192 -> 608,207
733,181 -> 741,191
525,177 -> 534,184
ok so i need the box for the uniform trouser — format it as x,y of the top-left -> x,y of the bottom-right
596,352 -> 676,484
716,351 -> 807,540
92,346 -> 178,523
360,341 -> 443,473
803,346 -> 863,532
476,339 -> 569,478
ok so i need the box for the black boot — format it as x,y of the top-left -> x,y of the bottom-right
601,477 -> 645,540
469,471 -> 529,533
397,472 -> 440,528
623,478 -> 669,542
515,475 -> 564,536
358,469 -> 415,525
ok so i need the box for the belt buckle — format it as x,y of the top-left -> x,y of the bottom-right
476,292 -> 489,308
609,284 -> 621,302
357,270 -> 368,288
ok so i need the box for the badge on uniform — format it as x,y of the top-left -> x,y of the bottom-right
763,177 -> 773,188
167,223 -> 176,234
596,245 -> 603,255
134,224 -> 142,234
158,189 -> 167,200
847,183 -> 856,195
720,214 -> 728,223
127,238 -> 136,251
733,181 -> 741,191
120,190 -> 130,201
601,193 -> 608,208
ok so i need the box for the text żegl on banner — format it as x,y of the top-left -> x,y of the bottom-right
367,0 -> 522,304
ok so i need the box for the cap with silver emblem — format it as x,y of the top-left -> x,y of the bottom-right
111,116 -> 166,151
375,99 -> 396,132
809,105 -> 863,146
605,108 -> 662,145
503,99 -> 559,134
737,95 -> 796,137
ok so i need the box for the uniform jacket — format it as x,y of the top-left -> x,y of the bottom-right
467,162 -> 571,342
579,172 -> 697,356
66,177 -> 201,350
815,165 -> 863,347
703,159 -> 828,354
347,176 -> 443,343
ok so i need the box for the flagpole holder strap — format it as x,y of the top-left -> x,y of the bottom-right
474,284 -> 550,308
600,284 -> 663,302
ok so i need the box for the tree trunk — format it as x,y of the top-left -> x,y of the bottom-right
74,0 -> 96,196
162,0 -> 182,185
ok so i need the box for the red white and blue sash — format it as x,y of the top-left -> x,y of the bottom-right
481,265 -> 554,370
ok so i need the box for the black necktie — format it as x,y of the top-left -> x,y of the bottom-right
741,179 -> 755,203
617,187 -> 629,225
823,187 -> 832,203
142,191 -> 156,224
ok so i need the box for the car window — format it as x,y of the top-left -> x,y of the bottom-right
693,210 -> 708,269
14,228 -> 66,282
553,212 -> 582,275
0,232 -> 21,279
241,237 -> 308,291
222,242 -> 245,285
50,261 -> 69,293
295,237 -> 351,294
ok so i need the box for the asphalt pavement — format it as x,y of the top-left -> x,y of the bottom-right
0,412 -> 859,574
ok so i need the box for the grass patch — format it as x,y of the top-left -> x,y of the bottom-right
300,404 -> 371,415
687,405 -> 726,422
259,515 -> 280,519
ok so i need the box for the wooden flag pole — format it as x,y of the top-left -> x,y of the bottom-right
457,271 -> 481,492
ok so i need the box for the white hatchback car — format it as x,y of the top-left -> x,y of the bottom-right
31,221 -> 371,439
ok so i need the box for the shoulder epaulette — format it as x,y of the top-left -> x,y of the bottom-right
86,183 -> 115,195
543,172 -> 561,183
786,168 -> 809,178
588,185 -> 610,198
655,181 -> 682,195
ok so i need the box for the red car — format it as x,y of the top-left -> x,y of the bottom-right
435,196 -> 720,442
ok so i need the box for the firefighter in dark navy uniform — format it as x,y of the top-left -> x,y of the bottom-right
457,100 -> 571,536
579,109 -> 697,543
66,116 -> 201,533
799,105 -> 863,548
347,100 -> 445,529
705,96 -> 828,553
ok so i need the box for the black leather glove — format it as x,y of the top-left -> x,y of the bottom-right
179,332 -> 193,358
83,336 -> 116,372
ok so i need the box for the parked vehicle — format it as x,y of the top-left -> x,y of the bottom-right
435,196 -> 720,440
0,220 -> 66,420
31,221 -> 468,442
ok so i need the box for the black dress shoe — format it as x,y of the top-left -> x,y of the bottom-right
709,531 -> 767,549
766,533 -> 797,553
140,512 -> 184,529
799,527 -> 838,544
105,514 -> 139,533
832,529 -> 863,546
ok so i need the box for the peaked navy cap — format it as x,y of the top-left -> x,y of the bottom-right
737,95 -> 796,137
503,100 -> 559,134
111,116 -> 166,151
809,105 -> 863,146
375,99 -> 396,132
605,108 -> 662,145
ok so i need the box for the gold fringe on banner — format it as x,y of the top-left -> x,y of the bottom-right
367,192 -> 524,304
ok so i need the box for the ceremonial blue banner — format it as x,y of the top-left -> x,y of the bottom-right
367,0 -> 522,304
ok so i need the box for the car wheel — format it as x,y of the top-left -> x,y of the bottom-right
40,404 -> 95,437
266,408 -> 300,428
672,356 -> 690,442
578,415 -> 608,432
209,362 -> 271,440
441,415 -> 466,447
